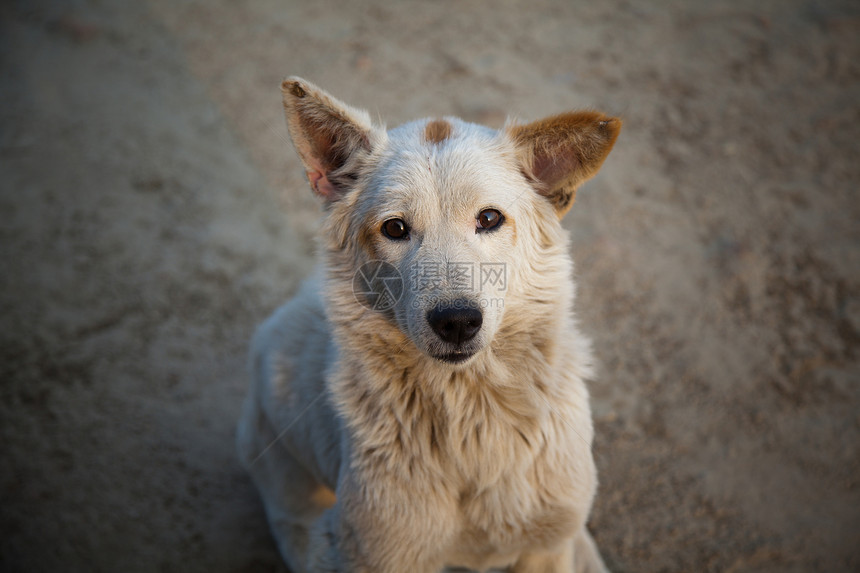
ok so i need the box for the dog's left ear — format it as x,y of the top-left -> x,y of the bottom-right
507,111 -> 621,217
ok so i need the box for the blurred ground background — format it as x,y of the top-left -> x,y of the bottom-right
1,0 -> 859,571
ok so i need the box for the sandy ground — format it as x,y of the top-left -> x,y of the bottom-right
2,1 -> 859,571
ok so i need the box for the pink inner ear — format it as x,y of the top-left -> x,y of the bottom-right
307,170 -> 338,200
532,148 -> 579,190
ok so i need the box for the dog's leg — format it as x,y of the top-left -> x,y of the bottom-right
510,528 -> 608,573
238,395 -> 335,573
510,541 -> 574,573
303,480 -> 450,573
304,505 -> 449,573
572,528 -> 609,573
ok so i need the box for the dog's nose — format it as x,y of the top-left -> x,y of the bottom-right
427,304 -> 483,345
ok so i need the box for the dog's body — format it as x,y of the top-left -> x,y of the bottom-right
237,78 -> 620,572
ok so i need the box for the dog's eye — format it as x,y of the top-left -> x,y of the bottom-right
476,209 -> 504,232
382,218 -> 409,240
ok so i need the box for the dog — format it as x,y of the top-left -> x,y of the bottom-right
237,77 -> 621,573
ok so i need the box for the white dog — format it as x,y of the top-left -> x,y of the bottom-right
237,77 -> 621,572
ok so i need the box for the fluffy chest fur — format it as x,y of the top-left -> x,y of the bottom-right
328,309 -> 598,568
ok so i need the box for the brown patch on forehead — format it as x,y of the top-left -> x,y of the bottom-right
423,119 -> 453,145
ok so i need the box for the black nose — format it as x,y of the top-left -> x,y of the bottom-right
427,304 -> 483,345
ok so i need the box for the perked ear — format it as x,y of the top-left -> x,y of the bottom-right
281,77 -> 379,201
507,111 -> 621,217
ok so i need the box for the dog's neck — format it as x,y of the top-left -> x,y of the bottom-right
317,243 -> 585,488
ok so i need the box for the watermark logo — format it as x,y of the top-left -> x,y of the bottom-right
352,260 -> 404,311
353,261 -> 507,311
410,262 -> 507,292
479,262 -> 506,291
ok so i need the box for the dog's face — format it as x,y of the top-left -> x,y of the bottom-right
281,78 -> 620,366
354,119 -> 528,364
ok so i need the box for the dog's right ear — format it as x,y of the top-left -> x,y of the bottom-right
281,77 -> 379,202
507,111 -> 621,218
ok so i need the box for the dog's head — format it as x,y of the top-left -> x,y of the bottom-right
281,77 -> 620,367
